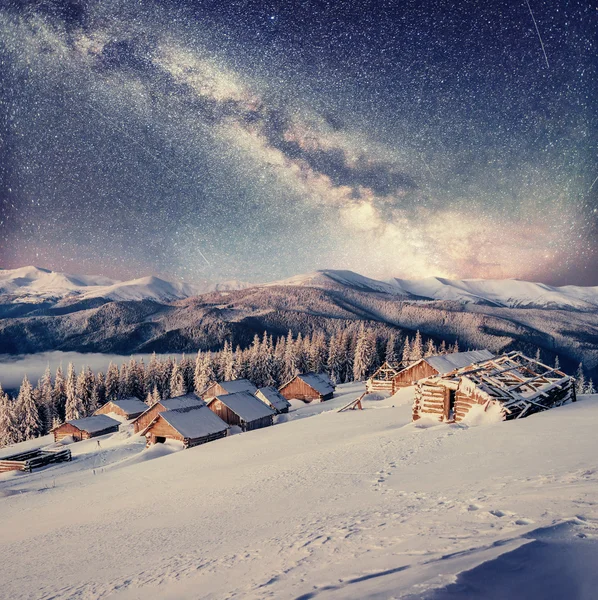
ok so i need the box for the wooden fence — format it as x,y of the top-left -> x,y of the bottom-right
0,448 -> 72,473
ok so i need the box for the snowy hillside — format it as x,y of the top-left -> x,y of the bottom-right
0,266 -> 250,304
1,385 -> 597,599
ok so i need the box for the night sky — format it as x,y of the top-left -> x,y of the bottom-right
1,0 -> 596,285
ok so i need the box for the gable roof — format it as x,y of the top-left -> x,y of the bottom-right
217,379 -> 258,395
103,398 -> 148,416
159,405 -> 229,439
212,391 -> 275,422
256,387 -> 291,411
61,414 -> 120,433
159,394 -> 205,410
293,372 -> 335,395
424,350 -> 494,374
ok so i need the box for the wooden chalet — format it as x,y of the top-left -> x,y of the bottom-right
201,379 -> 258,401
52,415 -> 121,443
207,391 -> 275,432
279,372 -> 335,403
392,350 -> 494,391
366,361 -> 400,394
132,394 -> 205,434
255,386 -> 291,414
141,405 -> 229,449
413,351 -> 576,423
94,397 -> 148,420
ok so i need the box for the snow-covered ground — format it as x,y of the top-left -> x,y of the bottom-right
1,385 -> 597,599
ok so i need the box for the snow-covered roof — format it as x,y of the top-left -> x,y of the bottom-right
63,415 -> 120,433
160,394 -> 205,410
159,406 -> 229,439
295,372 -> 335,395
212,391 -> 275,422
425,350 -> 494,374
218,379 -> 258,395
256,387 -> 291,411
105,398 -> 148,416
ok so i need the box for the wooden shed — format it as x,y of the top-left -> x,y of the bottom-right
94,397 -> 148,420
132,394 -> 205,434
413,351 -> 576,423
141,405 -> 229,449
201,379 -> 258,402
279,372 -> 335,403
52,415 -> 121,442
207,391 -> 275,432
392,350 -> 494,391
366,361 -> 400,394
255,386 -> 291,414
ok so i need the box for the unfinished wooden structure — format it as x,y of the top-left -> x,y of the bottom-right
207,391 -> 275,432
392,350 -> 494,391
201,379 -> 258,402
51,415 -> 121,442
141,405 -> 229,449
0,448 -> 71,473
255,387 -> 291,414
279,372 -> 335,403
338,392 -> 365,412
94,397 -> 148,420
366,361 -> 400,394
132,394 -> 205,433
413,351 -> 576,423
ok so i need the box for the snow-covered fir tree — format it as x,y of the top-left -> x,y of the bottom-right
283,330 -> 299,382
53,365 -> 67,421
385,333 -> 397,365
169,361 -> 187,397
220,342 -> 236,382
575,363 -> 586,395
104,362 -> 120,402
401,337 -> 411,366
65,363 -> 84,421
0,385 -> 19,447
15,375 -> 42,441
38,365 -> 55,434
585,379 -> 596,394
410,330 -> 423,362
327,332 -> 344,384
424,338 -> 436,358
353,323 -> 374,381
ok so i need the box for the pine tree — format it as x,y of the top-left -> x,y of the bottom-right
584,379 -> 596,395
221,341 -> 236,381
554,355 -> 561,370
283,330 -> 299,381
341,329 -> 354,382
15,375 -> 42,441
195,352 -> 216,393
0,386 -> 19,447
126,359 -> 144,399
327,332 -> 343,384
118,363 -> 129,399
38,365 -> 55,434
439,340 -> 447,354
308,332 -> 327,374
145,385 -> 161,406
575,363 -> 586,395
385,333 -> 397,365
76,366 -> 93,416
353,324 -> 374,381
65,363 -> 84,421
194,351 -> 205,393
53,365 -> 67,421
534,347 -> 542,363
169,361 -> 187,397
145,353 -> 160,395
401,336 -> 411,366
452,339 -> 460,353
105,362 -> 120,402
424,338 -> 436,358
180,354 -> 195,392
410,330 -> 423,362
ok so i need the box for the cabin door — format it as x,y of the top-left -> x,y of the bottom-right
444,389 -> 456,421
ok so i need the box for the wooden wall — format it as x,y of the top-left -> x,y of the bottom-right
53,423 -> 119,442
279,378 -> 331,402
393,362 -> 439,391
95,402 -> 128,419
133,403 -> 166,433
208,399 -> 241,426
202,383 -> 227,401
243,415 -> 274,432
412,381 -> 448,421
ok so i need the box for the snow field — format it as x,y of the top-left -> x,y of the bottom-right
0,386 -> 597,599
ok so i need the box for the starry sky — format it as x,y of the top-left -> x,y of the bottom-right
1,0 -> 596,285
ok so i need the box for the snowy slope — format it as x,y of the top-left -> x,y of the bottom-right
1,385 -> 597,599
0,266 -> 250,304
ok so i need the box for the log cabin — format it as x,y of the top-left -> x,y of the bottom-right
51,415 -> 121,442
278,372 -> 335,403
207,391 -> 275,431
413,351 -> 576,423
255,387 -> 291,414
141,405 -> 229,449
201,379 -> 258,402
392,350 -> 494,392
132,394 -> 205,434
366,361 -> 400,394
94,397 -> 148,420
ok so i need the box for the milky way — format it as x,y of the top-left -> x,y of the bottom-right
0,0 -> 596,285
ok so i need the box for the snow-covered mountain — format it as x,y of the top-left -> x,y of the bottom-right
0,266 -> 250,304
268,269 -> 598,310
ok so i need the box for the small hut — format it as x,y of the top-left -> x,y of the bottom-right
413,351 -> 576,423
255,387 -> 291,414
52,415 -> 120,442
141,405 -> 229,448
94,397 -> 148,420
366,361 -> 400,394
207,391 -> 275,431
201,379 -> 258,402
279,372 -> 335,403
392,350 -> 494,391
132,394 -> 205,434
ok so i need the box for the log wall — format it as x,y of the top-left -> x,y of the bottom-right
393,362 -> 439,391
208,399 -> 241,426
279,378 -> 331,402
133,403 -> 166,433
